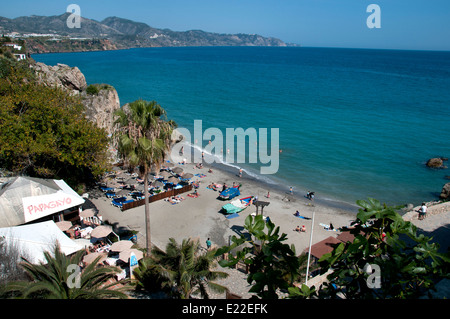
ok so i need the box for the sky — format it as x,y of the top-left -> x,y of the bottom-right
1,0 -> 450,51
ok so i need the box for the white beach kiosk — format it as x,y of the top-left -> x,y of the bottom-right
0,176 -> 85,228
0,176 -> 86,263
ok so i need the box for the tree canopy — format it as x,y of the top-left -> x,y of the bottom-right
0,58 -> 110,190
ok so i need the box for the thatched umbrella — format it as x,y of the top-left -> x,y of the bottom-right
160,171 -> 171,178
119,249 -> 144,263
152,181 -> 164,188
167,176 -> 180,185
110,240 -> 134,252
55,221 -> 72,231
80,209 -> 96,218
90,225 -> 113,238
172,167 -> 183,174
83,252 -> 107,265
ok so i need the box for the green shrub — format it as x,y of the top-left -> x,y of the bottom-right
86,84 -> 99,95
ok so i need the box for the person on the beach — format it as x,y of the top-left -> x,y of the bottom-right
206,238 -> 212,249
418,202 -> 427,220
294,226 -> 301,232
239,168 -> 243,177
289,187 -> 293,194
294,210 -> 300,217
266,191 -> 270,198
301,225 -> 306,232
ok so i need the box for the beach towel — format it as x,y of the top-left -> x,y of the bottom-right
320,223 -> 337,231
295,215 -> 311,220
195,173 -> 207,178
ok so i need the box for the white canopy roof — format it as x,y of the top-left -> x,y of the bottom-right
0,176 -> 85,228
0,221 -> 84,264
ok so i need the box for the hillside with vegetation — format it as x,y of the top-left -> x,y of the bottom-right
0,56 -> 111,191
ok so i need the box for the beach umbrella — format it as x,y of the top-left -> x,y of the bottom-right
80,209 -> 96,218
83,252 -> 107,265
160,171 -> 171,178
55,220 -> 72,231
91,225 -> 113,238
110,240 -> 134,252
182,173 -> 194,179
167,176 -> 179,184
119,249 -> 144,263
172,167 -> 183,174
152,181 -> 164,188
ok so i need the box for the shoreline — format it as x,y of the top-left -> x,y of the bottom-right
90,138 -> 359,256
87,139 -> 449,298
171,134 -> 361,214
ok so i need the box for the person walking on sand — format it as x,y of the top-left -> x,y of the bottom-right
206,238 -> 212,249
266,191 -> 270,198
289,187 -> 293,195
239,168 -> 243,178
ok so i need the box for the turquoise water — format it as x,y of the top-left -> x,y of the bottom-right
33,47 -> 450,206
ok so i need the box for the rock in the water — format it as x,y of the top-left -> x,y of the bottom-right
426,158 -> 444,168
440,183 -> 450,200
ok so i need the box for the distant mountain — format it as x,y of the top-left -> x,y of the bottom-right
0,13 -> 291,53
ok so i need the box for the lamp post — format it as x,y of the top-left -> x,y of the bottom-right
305,205 -> 316,286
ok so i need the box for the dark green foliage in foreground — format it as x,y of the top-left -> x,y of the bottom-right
0,58 -> 110,188
217,199 -> 449,299
217,214 -> 308,299
317,198 -> 450,299
133,238 -> 229,299
3,244 -> 129,299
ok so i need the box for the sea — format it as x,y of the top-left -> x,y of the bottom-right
32,47 -> 450,207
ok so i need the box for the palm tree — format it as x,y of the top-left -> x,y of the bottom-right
4,243 -> 128,299
114,99 -> 176,253
134,238 -> 229,299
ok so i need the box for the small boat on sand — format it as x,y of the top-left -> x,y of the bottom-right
221,196 -> 254,215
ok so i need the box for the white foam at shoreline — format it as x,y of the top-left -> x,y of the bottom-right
169,137 -> 358,212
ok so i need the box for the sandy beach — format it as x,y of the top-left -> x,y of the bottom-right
90,146 -> 359,256
87,138 -> 450,298
86,139 -> 365,297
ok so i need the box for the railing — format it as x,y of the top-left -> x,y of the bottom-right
121,184 -> 193,211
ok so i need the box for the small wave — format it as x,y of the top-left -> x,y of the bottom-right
181,141 -> 278,185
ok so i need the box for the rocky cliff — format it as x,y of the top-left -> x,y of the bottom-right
33,62 -> 120,159
34,62 -> 87,94
81,84 -> 121,138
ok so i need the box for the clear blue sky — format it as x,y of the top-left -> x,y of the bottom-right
2,0 -> 449,50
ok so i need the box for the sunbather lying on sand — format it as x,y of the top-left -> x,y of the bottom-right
207,182 -> 222,191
